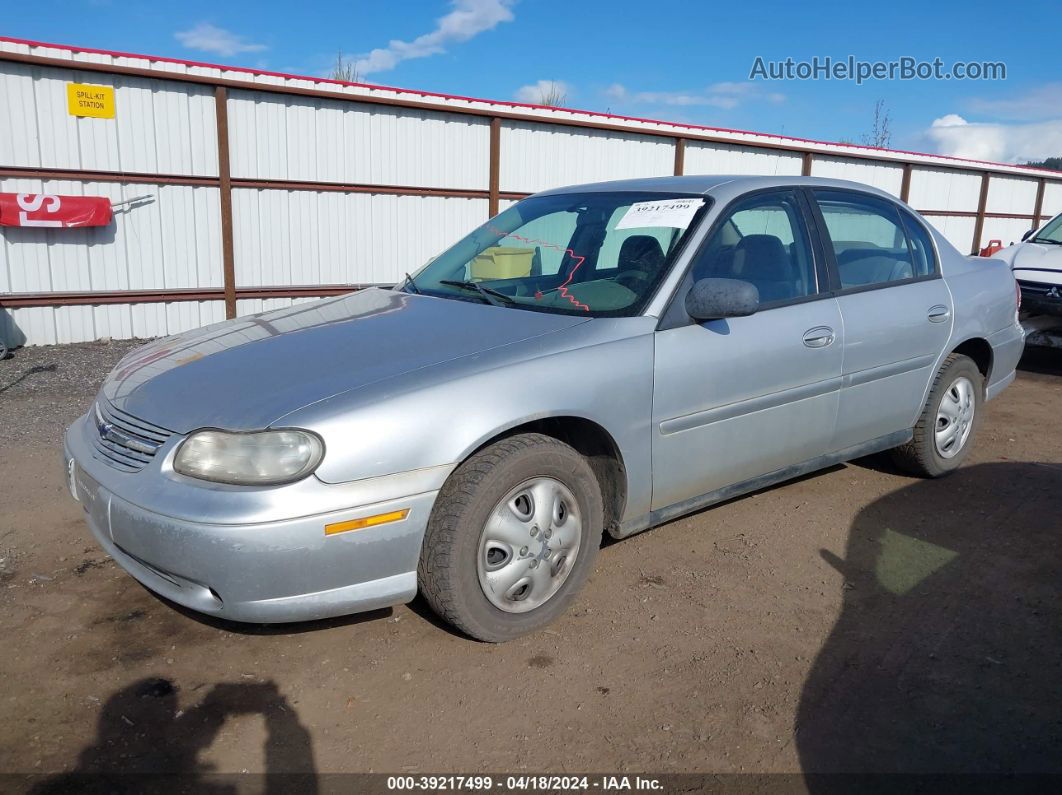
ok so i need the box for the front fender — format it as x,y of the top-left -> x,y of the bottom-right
279,321 -> 657,523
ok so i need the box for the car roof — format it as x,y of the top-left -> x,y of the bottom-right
534,174 -> 902,204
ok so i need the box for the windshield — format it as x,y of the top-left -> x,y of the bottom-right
1033,213 -> 1062,244
405,191 -> 708,317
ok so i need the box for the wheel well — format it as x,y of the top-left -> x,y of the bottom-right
952,338 -> 993,384
472,418 -> 627,535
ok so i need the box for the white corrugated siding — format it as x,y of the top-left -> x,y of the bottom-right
811,156 -> 905,197
907,167 -> 983,213
0,61 -> 217,176
981,217 -> 1035,248
3,301 -> 227,347
985,176 -> 1039,215
683,143 -> 802,176
232,190 -> 487,286
3,38 -> 1062,347
925,215 -> 977,253
1042,183 -> 1062,220
499,122 -> 673,193
227,90 -> 489,189
0,177 -> 222,293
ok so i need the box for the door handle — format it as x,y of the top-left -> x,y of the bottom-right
802,326 -> 836,348
928,304 -> 951,323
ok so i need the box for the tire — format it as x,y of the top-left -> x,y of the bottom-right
418,433 -> 604,642
891,353 -> 983,478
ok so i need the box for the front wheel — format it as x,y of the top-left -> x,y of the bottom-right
891,353 -> 983,477
418,433 -> 603,642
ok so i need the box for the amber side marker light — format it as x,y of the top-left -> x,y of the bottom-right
325,509 -> 410,536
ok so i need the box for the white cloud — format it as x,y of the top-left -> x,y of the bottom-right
925,114 -> 1062,163
966,83 -> 1062,122
515,80 -> 571,104
603,81 -> 784,110
174,23 -> 267,57
355,0 -> 515,75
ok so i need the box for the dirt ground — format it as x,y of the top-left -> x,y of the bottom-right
0,339 -> 1059,785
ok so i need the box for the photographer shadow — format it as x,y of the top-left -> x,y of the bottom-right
32,678 -> 318,794
796,461 -> 1062,782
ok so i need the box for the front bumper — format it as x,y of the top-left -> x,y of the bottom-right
64,413 -> 445,623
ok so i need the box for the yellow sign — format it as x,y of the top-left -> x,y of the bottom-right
66,83 -> 115,118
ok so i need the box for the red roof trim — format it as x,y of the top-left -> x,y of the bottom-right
2,34 -> 1060,177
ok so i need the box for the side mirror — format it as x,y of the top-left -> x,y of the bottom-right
1021,228 -> 1035,242
685,278 -> 759,321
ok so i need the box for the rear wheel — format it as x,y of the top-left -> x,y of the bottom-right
418,433 -> 603,642
891,353 -> 983,477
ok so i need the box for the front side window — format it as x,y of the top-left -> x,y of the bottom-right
690,190 -> 818,304
814,190 -> 924,289
408,192 -> 707,317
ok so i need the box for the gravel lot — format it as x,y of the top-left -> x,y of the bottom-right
0,339 -> 1059,785
0,339 -> 146,446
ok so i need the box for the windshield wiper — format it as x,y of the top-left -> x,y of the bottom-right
1032,237 -> 1062,245
439,279 -> 515,307
402,272 -> 421,293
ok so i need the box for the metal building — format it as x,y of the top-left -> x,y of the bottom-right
2,37 -> 1059,347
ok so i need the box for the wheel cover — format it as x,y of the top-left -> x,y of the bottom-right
935,375 -> 976,459
476,476 -> 583,614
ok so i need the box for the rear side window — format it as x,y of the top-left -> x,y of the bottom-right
690,190 -> 818,305
814,190 -> 922,289
899,210 -> 938,277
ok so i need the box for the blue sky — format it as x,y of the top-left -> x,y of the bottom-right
6,0 -> 1062,163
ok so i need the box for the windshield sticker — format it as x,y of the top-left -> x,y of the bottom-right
615,198 -> 704,230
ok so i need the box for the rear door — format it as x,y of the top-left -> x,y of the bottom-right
651,188 -> 843,511
808,189 -> 952,451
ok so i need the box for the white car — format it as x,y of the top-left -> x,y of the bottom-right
995,212 -> 1062,346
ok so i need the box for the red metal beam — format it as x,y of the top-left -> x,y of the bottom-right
488,118 -> 501,217
1032,178 -> 1046,231
970,173 -> 992,255
0,165 -> 218,187
215,86 -> 237,319
674,138 -> 686,176
0,285 -> 369,309
900,164 -> 912,203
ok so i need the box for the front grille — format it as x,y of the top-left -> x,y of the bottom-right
1018,280 -> 1060,297
91,400 -> 173,473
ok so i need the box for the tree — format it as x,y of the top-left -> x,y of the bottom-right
1024,157 -> 1062,171
330,51 -> 360,83
860,99 -> 892,149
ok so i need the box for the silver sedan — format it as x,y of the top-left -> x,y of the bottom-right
64,175 -> 1025,641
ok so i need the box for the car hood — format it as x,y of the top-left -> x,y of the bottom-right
102,288 -> 591,433
1011,241 -> 1062,286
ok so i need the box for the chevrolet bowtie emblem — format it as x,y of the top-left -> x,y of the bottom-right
95,404 -> 160,455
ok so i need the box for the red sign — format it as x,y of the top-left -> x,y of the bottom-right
0,193 -> 113,228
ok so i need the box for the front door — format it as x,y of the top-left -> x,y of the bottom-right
652,189 -> 844,511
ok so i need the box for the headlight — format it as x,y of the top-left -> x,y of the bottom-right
174,429 -> 324,485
